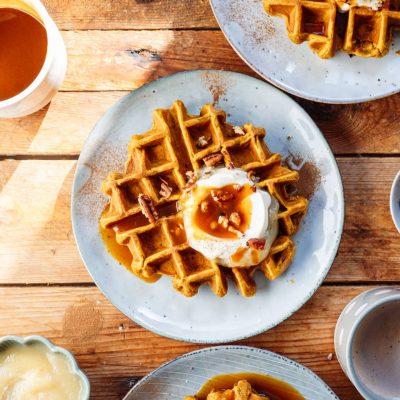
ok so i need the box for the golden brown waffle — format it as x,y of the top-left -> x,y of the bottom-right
100,100 -> 308,297
184,380 -> 266,400
263,0 -> 400,58
342,0 -> 400,57
263,0 -> 340,58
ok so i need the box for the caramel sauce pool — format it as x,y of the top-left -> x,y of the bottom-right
0,7 -> 47,100
99,201 -> 181,272
195,373 -> 304,400
193,184 -> 253,239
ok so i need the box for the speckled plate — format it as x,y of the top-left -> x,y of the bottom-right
71,70 -> 344,343
123,346 -> 339,399
210,0 -> 400,103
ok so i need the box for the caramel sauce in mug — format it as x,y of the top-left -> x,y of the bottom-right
195,373 -> 304,400
0,5 -> 47,100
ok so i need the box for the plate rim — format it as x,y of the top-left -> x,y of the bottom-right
71,69 -> 345,344
122,345 -> 340,399
208,0 -> 400,104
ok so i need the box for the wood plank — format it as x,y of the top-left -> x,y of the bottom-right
42,0 -> 218,30
0,158 -> 399,284
1,91 -> 399,156
60,30 -> 253,91
0,285 -> 372,399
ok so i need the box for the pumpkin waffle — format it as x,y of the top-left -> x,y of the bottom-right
100,100 -> 308,297
185,380 -> 266,400
263,0 -> 400,58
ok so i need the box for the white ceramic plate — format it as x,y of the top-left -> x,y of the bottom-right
210,0 -> 400,103
123,346 -> 339,399
71,70 -> 344,343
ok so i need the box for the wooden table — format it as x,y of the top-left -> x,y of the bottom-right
1,1 -> 399,398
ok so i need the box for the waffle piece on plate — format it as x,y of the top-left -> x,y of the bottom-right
184,380 -> 267,400
100,100 -> 307,297
263,0 -> 340,58
263,0 -> 400,58
341,0 -> 400,57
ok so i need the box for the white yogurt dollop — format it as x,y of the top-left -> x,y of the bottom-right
181,168 -> 279,268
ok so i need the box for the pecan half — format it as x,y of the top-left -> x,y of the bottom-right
159,177 -> 173,199
196,136 -> 209,149
203,153 -> 223,167
247,238 -> 266,250
138,194 -> 158,223
229,212 -> 241,228
211,189 -> 235,203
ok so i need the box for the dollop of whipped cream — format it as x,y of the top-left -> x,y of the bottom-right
181,167 -> 279,268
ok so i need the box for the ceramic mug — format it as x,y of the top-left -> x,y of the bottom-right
0,0 -> 67,118
334,287 -> 400,400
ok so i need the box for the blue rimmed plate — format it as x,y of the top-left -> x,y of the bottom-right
210,0 -> 400,103
123,346 -> 339,399
71,70 -> 344,343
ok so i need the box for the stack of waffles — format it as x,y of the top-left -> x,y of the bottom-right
263,0 -> 400,58
100,100 -> 308,297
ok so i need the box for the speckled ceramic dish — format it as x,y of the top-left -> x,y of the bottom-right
123,346 -> 339,399
0,335 -> 90,399
71,70 -> 344,343
210,0 -> 400,103
390,170 -> 400,232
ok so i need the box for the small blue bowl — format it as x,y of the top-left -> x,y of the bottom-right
0,335 -> 90,399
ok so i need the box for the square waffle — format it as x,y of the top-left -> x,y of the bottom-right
100,101 -> 308,297
263,0 -> 400,58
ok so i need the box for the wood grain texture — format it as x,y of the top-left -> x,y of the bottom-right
1,91 -> 399,156
42,0 -> 218,30
60,30 -> 252,91
0,158 -> 399,284
0,285 -> 371,399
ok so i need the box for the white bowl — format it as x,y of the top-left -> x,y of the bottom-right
0,335 -> 90,399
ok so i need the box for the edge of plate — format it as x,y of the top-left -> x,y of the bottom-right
71,69 -> 345,344
208,0 -> 400,104
123,345 -> 340,399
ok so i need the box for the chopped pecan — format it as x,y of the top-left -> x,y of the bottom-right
138,194 -> 158,223
211,189 -> 235,203
196,136 -> 210,149
233,126 -> 246,136
229,212 -> 241,228
200,201 -> 209,213
228,225 -> 242,237
227,162 -> 235,170
247,170 -> 260,183
247,238 -> 266,251
159,177 -> 173,199
210,221 -> 218,230
203,153 -> 223,167
183,171 -> 198,192
217,214 -> 229,229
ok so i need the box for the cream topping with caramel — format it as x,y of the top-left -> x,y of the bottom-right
181,168 -> 279,268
